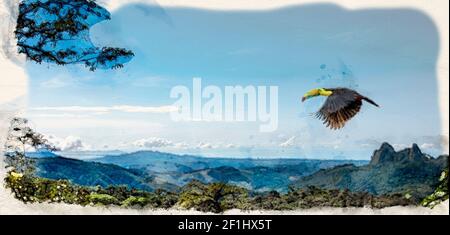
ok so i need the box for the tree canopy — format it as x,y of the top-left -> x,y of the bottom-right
15,0 -> 134,71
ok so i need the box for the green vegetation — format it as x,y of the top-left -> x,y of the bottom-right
4,171 -> 179,208
4,170 -> 422,212
177,180 -> 251,213
88,193 -> 120,206
248,186 -> 414,210
422,169 -> 449,208
5,171 -> 91,205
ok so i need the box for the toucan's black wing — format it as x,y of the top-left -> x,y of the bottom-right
315,88 -> 362,130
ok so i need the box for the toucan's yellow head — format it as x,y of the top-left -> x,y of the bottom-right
301,88 -> 333,102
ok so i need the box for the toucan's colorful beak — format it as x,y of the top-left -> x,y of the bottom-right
301,97 -> 306,102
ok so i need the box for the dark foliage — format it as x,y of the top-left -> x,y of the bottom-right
15,0 -> 134,71
4,173 -> 419,212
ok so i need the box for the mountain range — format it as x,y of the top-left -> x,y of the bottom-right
293,143 -> 448,199
30,143 -> 448,198
34,156 -> 177,192
91,151 -> 365,192
32,150 -> 365,192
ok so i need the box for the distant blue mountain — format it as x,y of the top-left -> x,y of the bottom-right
94,150 -> 367,172
30,144 -> 448,196
34,156 -> 177,191
26,150 -> 58,158
91,151 -> 367,192
54,150 -> 125,160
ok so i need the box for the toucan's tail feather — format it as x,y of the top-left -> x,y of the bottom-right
362,96 -> 379,107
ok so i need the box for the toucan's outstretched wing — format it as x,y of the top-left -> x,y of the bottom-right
315,89 -> 362,130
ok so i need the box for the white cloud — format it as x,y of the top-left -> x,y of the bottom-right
26,117 -> 165,130
195,142 -> 236,149
40,77 -> 71,89
46,135 -> 88,151
32,105 -> 177,113
280,136 -> 296,147
192,142 -> 238,149
29,113 -> 91,118
175,142 -> 238,150
357,139 -> 382,148
128,139 -> 237,150
224,143 -> 236,148
392,143 -> 408,150
173,142 -> 189,149
417,135 -> 448,151
196,142 -> 214,149
420,143 -> 435,149
359,137 -> 447,153
133,137 -> 173,148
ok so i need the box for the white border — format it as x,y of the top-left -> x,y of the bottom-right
0,0 -> 448,214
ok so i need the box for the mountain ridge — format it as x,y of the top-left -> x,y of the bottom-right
34,156 -> 178,192
29,143 -> 448,198
293,143 -> 448,199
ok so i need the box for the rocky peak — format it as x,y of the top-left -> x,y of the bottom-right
411,143 -> 421,153
407,143 -> 424,162
370,142 -> 396,165
370,143 -> 426,165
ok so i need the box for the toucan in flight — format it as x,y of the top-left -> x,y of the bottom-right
302,88 -> 379,130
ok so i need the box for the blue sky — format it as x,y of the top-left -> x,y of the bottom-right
24,3 -> 444,159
